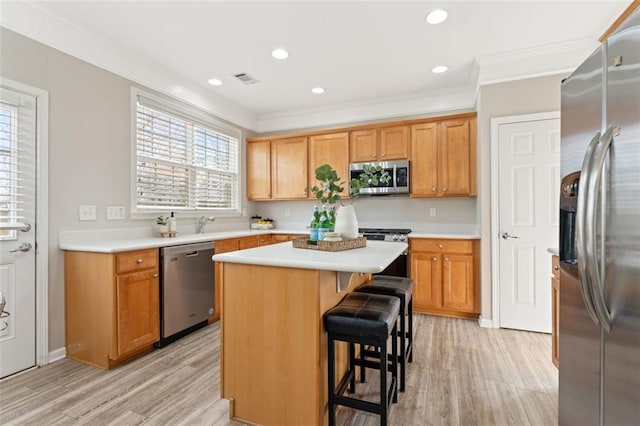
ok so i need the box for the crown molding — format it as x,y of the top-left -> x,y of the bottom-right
0,0 -> 258,130
475,38 -> 596,84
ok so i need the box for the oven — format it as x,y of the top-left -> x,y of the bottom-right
360,228 -> 410,277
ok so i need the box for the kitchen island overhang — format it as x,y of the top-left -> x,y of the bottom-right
212,240 -> 407,426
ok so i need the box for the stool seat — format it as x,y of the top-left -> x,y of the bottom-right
325,292 -> 400,341
357,276 -> 413,302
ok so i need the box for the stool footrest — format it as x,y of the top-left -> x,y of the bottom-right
333,376 -> 398,414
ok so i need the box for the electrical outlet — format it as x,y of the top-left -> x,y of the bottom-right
430,207 -> 437,217
242,208 -> 247,217
78,205 -> 96,221
285,208 -> 291,217
106,206 -> 125,220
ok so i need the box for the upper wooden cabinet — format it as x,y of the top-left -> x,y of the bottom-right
350,125 -> 409,162
247,137 -> 308,201
247,141 -> 271,200
308,132 -> 350,199
271,137 -> 308,200
410,117 -> 477,197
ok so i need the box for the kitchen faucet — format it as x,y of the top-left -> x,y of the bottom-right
197,216 -> 216,234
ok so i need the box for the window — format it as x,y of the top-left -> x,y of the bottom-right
134,92 -> 240,213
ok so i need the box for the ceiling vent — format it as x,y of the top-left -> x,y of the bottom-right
233,72 -> 259,85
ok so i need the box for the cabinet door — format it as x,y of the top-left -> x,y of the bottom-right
410,123 -> 439,196
116,270 -> 159,356
259,234 -> 273,246
441,254 -> 475,312
271,137 -> 308,199
379,125 -> 409,160
350,129 -> 378,162
410,253 -> 442,309
247,141 -> 271,200
238,236 -> 260,250
440,119 -> 476,196
308,133 -> 350,199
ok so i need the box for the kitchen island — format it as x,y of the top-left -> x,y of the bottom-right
212,240 -> 407,426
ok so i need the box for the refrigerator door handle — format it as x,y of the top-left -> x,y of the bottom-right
576,131 -> 602,326
585,126 -> 615,332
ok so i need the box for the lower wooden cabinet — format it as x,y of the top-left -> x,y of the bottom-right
65,248 -> 160,369
551,255 -> 560,368
409,238 -> 480,318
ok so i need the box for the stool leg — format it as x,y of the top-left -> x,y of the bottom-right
380,341 -> 388,426
328,335 -> 336,426
398,300 -> 406,392
349,342 -> 356,393
408,299 -> 414,363
391,321 -> 398,404
360,343 -> 366,383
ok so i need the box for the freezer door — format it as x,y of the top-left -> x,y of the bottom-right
603,8 -> 640,424
559,45 -> 603,425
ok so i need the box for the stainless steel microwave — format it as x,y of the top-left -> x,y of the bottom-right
349,160 -> 409,195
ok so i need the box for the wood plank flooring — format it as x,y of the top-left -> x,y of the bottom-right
0,314 -> 557,425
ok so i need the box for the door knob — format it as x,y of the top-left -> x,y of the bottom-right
9,242 -> 32,253
501,232 -> 520,240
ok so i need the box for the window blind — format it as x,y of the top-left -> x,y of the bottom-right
0,92 -> 36,241
135,97 -> 239,211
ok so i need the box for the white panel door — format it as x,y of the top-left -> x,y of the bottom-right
0,86 -> 37,378
498,118 -> 560,332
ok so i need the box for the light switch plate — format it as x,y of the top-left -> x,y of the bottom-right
106,206 -> 125,220
429,207 -> 437,217
79,205 -> 97,221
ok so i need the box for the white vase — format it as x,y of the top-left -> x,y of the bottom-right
334,204 -> 359,239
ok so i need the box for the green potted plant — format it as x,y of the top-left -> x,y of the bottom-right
156,215 -> 169,234
310,164 -> 389,238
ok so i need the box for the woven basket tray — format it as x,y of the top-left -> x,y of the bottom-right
292,236 -> 367,252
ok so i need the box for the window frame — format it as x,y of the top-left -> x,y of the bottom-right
130,88 -> 244,219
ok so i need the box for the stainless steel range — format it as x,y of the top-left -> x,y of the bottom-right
359,228 -> 411,277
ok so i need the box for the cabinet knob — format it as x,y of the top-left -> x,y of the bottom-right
432,257 -> 437,261
136,258 -> 143,264
153,273 -> 158,278
444,257 -> 449,262
432,187 -> 437,192
443,188 -> 448,192
372,154 -> 376,158
381,153 -> 386,157
437,244 -> 444,249
554,266 -> 559,271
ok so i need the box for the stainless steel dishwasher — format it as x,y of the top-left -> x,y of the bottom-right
157,241 -> 215,347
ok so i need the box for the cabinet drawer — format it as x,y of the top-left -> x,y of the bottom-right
552,255 -> 560,279
410,239 -> 473,254
215,238 -> 239,254
238,235 -> 260,250
271,234 -> 291,243
259,234 -> 273,245
117,249 -> 158,274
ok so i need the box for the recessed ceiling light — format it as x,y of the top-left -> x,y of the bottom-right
272,48 -> 289,60
311,87 -> 325,94
207,78 -> 223,86
432,65 -> 449,74
426,9 -> 448,25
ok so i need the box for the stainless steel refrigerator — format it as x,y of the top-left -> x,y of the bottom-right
559,7 -> 640,425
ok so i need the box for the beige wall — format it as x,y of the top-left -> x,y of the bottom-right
477,73 -> 568,322
0,28 -> 255,352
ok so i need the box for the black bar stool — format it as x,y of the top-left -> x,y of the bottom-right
355,275 -> 414,392
324,292 -> 400,426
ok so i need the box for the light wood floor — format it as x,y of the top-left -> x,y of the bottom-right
0,314 -> 557,425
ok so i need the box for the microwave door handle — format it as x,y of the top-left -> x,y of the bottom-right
393,164 -> 398,189
585,126 -> 614,332
576,131 -> 602,326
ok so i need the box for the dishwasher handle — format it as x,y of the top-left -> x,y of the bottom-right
185,251 -> 199,257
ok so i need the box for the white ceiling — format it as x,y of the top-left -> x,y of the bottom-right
1,1 -> 630,132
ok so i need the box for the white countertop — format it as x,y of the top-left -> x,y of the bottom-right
212,240 -> 408,273
409,231 -> 480,239
59,229 -> 307,253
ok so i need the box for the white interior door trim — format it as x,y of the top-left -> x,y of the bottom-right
490,111 -> 560,329
0,77 -> 49,366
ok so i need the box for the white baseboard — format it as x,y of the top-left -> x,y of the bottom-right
48,347 -> 66,364
478,316 -> 494,328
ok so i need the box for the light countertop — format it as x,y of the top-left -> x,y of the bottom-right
409,231 -> 480,239
212,240 -> 408,273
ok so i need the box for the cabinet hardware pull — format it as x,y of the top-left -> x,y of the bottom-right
443,188 -> 448,192
136,259 -> 143,264
432,257 -> 437,261
381,153 -> 386,157
372,154 -> 376,158
554,266 -> 559,271
153,273 -> 158,278
432,187 -> 437,192
444,257 -> 449,262
437,244 -> 444,249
